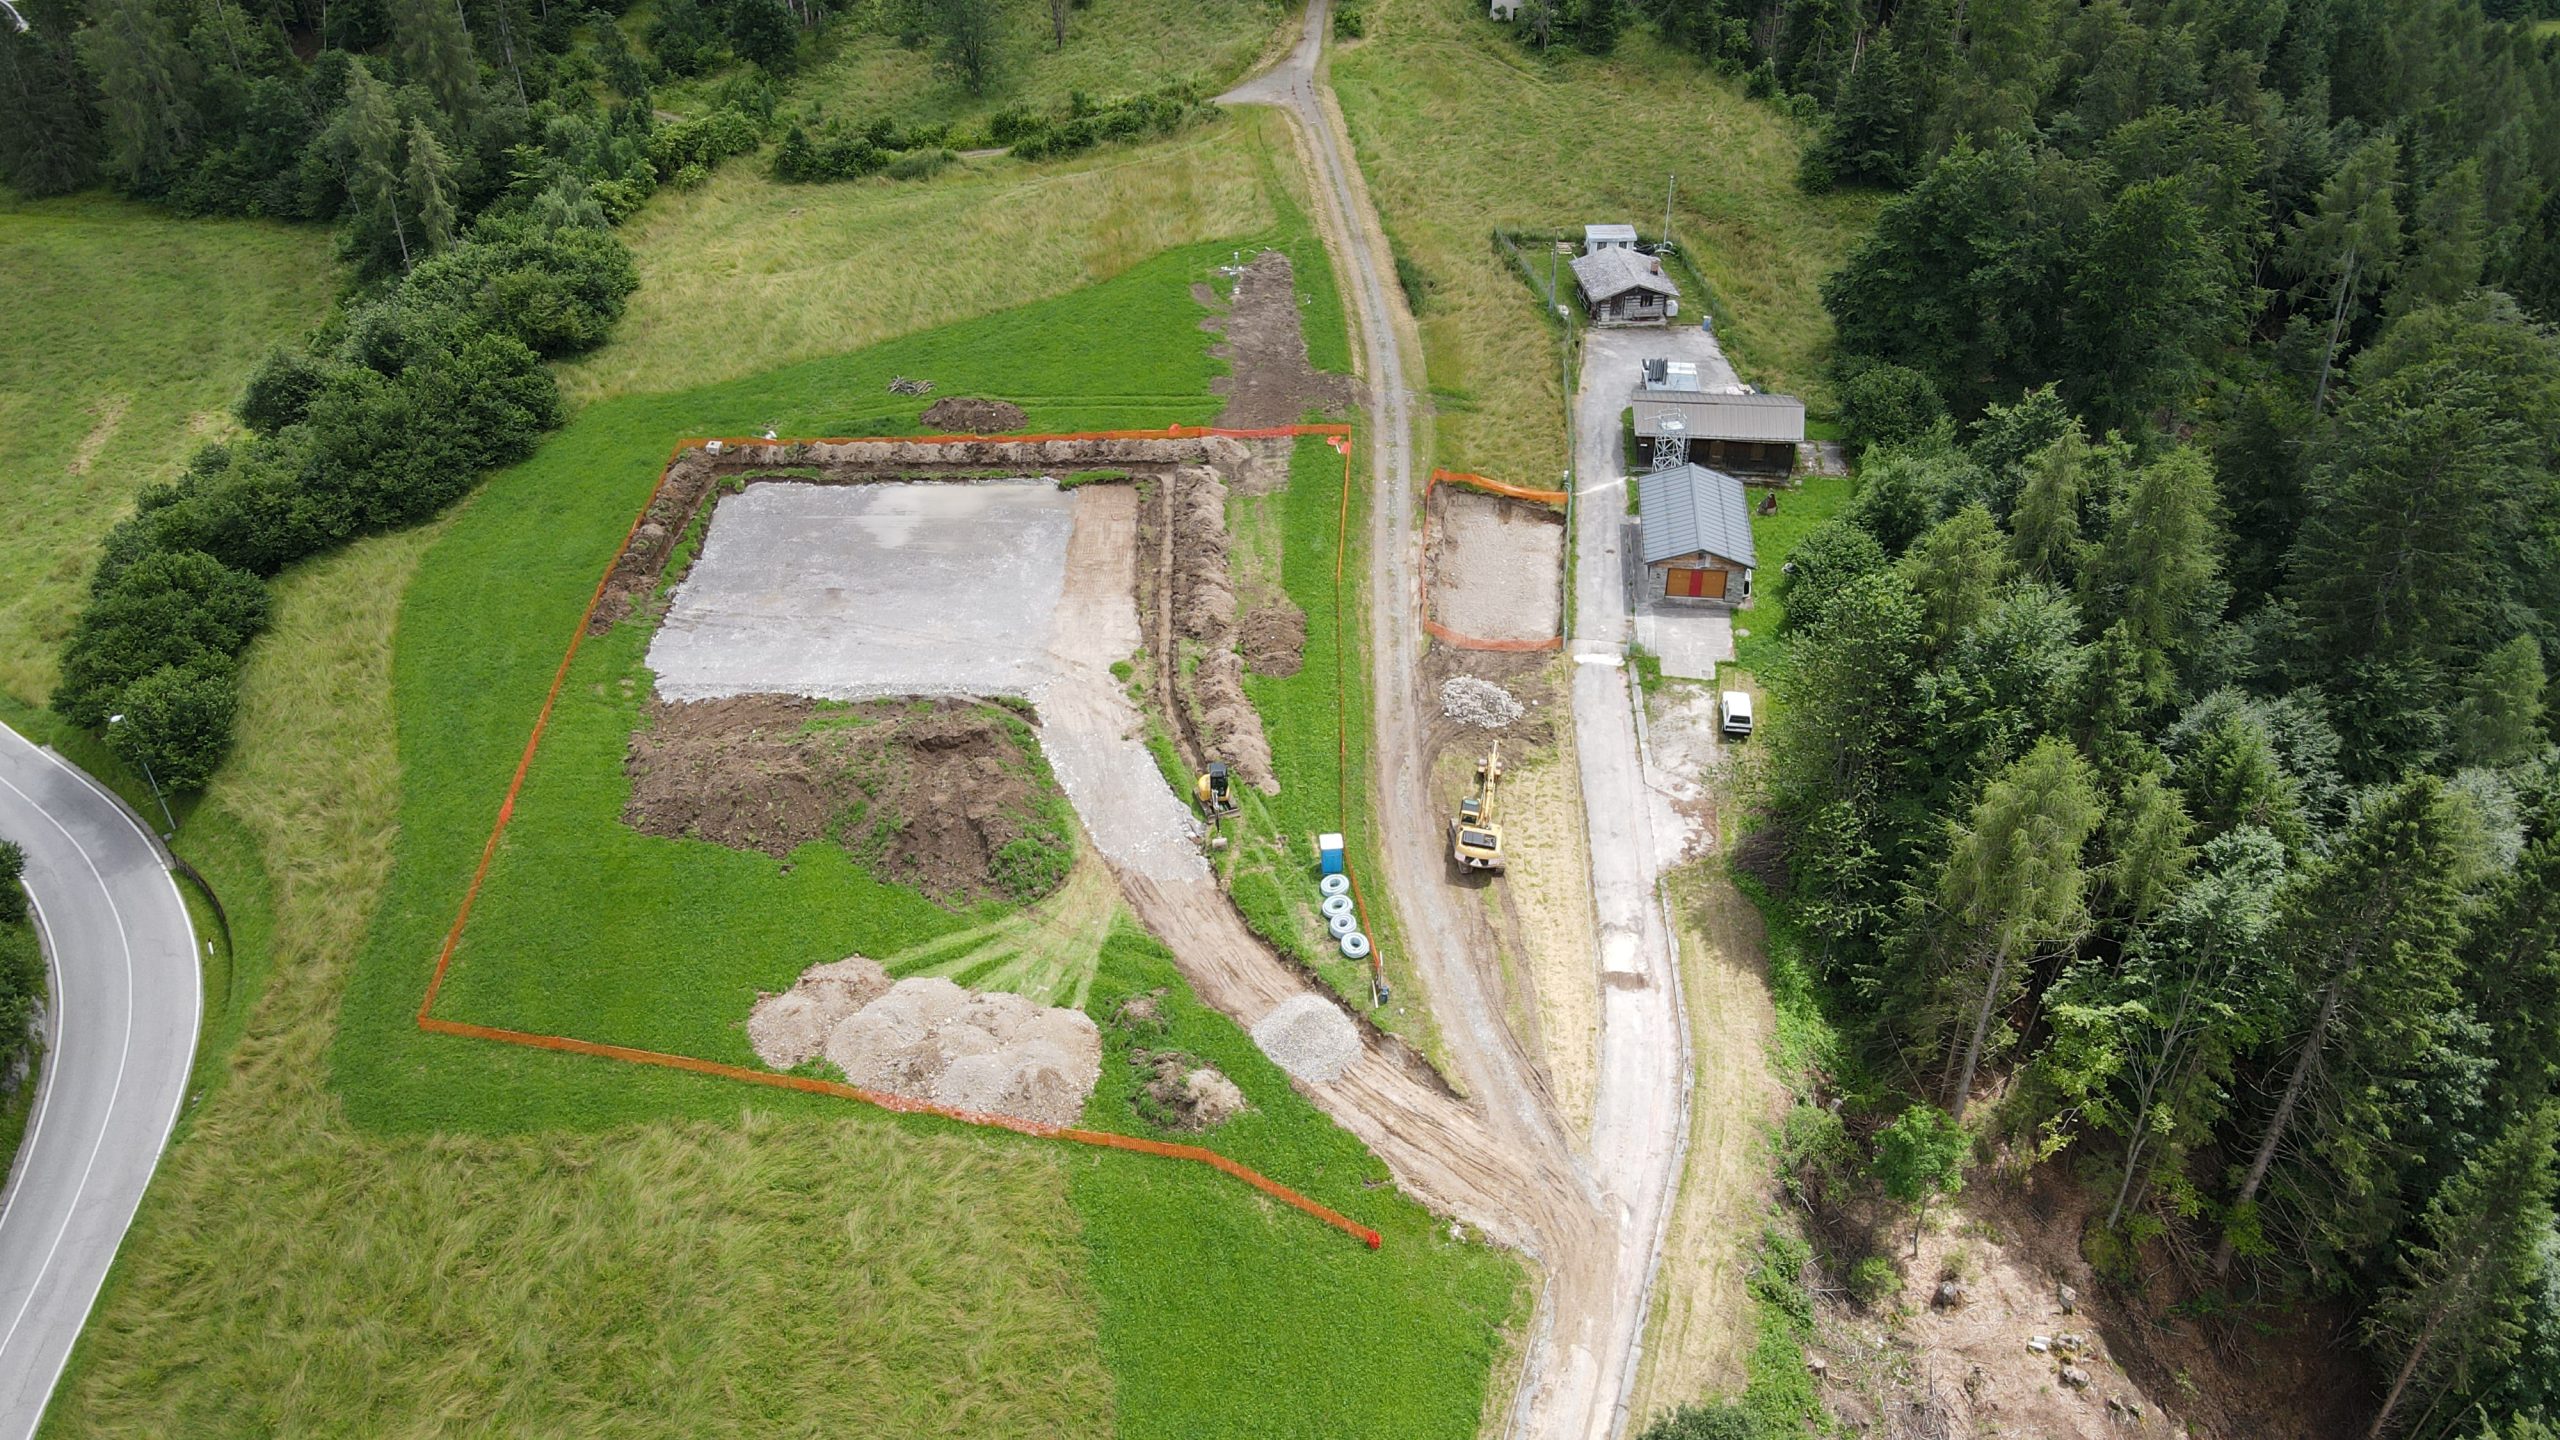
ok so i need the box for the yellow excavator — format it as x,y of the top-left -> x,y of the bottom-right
1195,760 -> 1240,821
1449,742 -> 1505,873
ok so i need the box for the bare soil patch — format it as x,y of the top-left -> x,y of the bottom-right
624,694 -> 1075,905
1131,1049 -> 1249,1132
1200,250 -> 1355,429
1239,602 -> 1307,677
748,959 -> 1103,1127
920,396 -> 1028,432
1134,466 -> 1279,792
1425,487 -> 1565,644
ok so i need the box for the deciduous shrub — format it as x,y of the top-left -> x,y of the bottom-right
106,657 -> 243,792
0,841 -> 25,925
54,550 -> 270,730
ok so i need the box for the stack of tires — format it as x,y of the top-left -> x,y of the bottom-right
1319,873 -> 1370,960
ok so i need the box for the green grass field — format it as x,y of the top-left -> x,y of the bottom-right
51,220 -> 1520,1433
1730,471 -> 1853,676
1332,0 -> 1877,485
0,193 -> 339,704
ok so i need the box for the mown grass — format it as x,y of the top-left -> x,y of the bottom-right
1331,0 -> 1878,484
0,193 -> 338,704
46,227 -> 1515,1434
1073,924 -> 1518,1438
1730,470 -> 1853,676
561,112 -> 1287,403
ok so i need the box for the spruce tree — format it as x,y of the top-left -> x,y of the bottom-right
2081,448 -> 2222,704
2009,433 -> 2086,585
390,0 -> 478,132
404,118 -> 455,253
73,0 -> 198,182
2363,1105 -> 2559,1438
2216,778 -> 2471,1276
1933,737 -> 2103,1118
0,0 -> 101,194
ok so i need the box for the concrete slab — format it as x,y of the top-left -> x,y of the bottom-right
1633,602 -> 1732,681
647,480 -> 1078,701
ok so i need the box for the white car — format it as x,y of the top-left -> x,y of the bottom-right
1718,690 -> 1753,739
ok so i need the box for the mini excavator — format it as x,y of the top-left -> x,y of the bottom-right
1449,742 -> 1506,873
1195,759 -> 1240,821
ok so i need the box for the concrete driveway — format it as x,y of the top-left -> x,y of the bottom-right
0,724 -> 200,1440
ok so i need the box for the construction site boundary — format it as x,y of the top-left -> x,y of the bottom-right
415,423 -> 1385,1250
1417,467 -> 1570,653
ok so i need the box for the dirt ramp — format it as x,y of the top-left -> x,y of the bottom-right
751,961 -> 1102,1127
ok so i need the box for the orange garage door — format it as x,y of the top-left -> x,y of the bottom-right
1663,567 -> 1728,599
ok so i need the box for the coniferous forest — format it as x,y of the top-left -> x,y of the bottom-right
1640,0 -> 2560,1434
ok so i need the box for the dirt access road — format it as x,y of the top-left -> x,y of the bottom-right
1225,14 -> 1689,1440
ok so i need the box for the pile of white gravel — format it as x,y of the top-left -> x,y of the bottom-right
747,960 -> 1101,1127
1440,675 -> 1525,729
1249,993 -> 1360,1083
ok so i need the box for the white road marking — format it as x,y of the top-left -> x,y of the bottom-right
0,769 -> 140,1384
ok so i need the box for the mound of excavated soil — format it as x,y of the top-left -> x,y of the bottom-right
1240,603 -> 1307,677
1136,467 -> 1280,794
750,962 -> 1102,1126
1132,1050 -> 1248,1132
919,396 -> 1028,433
624,695 -> 1073,904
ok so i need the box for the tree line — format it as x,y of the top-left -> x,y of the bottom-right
1759,307 -> 2559,1438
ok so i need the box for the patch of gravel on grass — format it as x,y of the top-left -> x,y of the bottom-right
1441,675 -> 1526,728
1250,993 -> 1360,1084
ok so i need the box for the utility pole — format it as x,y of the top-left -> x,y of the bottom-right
1661,174 -> 1676,252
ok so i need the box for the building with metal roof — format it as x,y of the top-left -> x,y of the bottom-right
1637,463 -> 1756,605
1583,222 -> 1640,251
1632,390 -> 1805,474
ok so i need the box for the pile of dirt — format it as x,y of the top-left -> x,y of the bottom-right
1239,602 -> 1307,677
919,396 -> 1027,433
749,962 -> 1102,1127
1199,250 -> 1356,429
1250,993 -> 1359,1083
1144,466 -> 1278,793
624,695 -> 1074,904
1130,1048 -> 1248,1131
1440,675 -> 1525,728
592,452 -> 722,633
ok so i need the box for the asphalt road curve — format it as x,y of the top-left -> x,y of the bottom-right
0,723 -> 199,1440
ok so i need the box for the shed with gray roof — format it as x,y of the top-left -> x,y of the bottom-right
1570,247 -> 1680,326
1637,463 -> 1756,604
1632,390 -> 1806,474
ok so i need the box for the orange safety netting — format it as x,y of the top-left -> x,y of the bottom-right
417,424 -> 1384,1250
1427,467 -> 1569,508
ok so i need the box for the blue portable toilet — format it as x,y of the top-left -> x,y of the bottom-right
1317,832 -> 1347,876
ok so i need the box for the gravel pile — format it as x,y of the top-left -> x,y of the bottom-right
1441,675 -> 1526,729
748,963 -> 1101,1127
1250,994 -> 1360,1083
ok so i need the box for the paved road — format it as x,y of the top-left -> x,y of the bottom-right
0,723 -> 200,1440
1227,16 -> 1687,1439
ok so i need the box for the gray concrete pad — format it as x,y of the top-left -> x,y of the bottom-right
1634,601 -> 1733,681
647,481 -> 1078,701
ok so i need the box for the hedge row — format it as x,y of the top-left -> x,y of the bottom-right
57,203 -> 639,790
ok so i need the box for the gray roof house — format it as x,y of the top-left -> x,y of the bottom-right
1570,248 -> 1680,326
1638,463 -> 1756,603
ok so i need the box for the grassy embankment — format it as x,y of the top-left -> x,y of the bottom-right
1332,0 -> 1878,485
45,173 -> 1517,1435
0,193 -> 339,705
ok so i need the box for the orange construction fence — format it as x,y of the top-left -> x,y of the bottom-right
418,423 -> 1385,1250
1427,467 -> 1569,508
